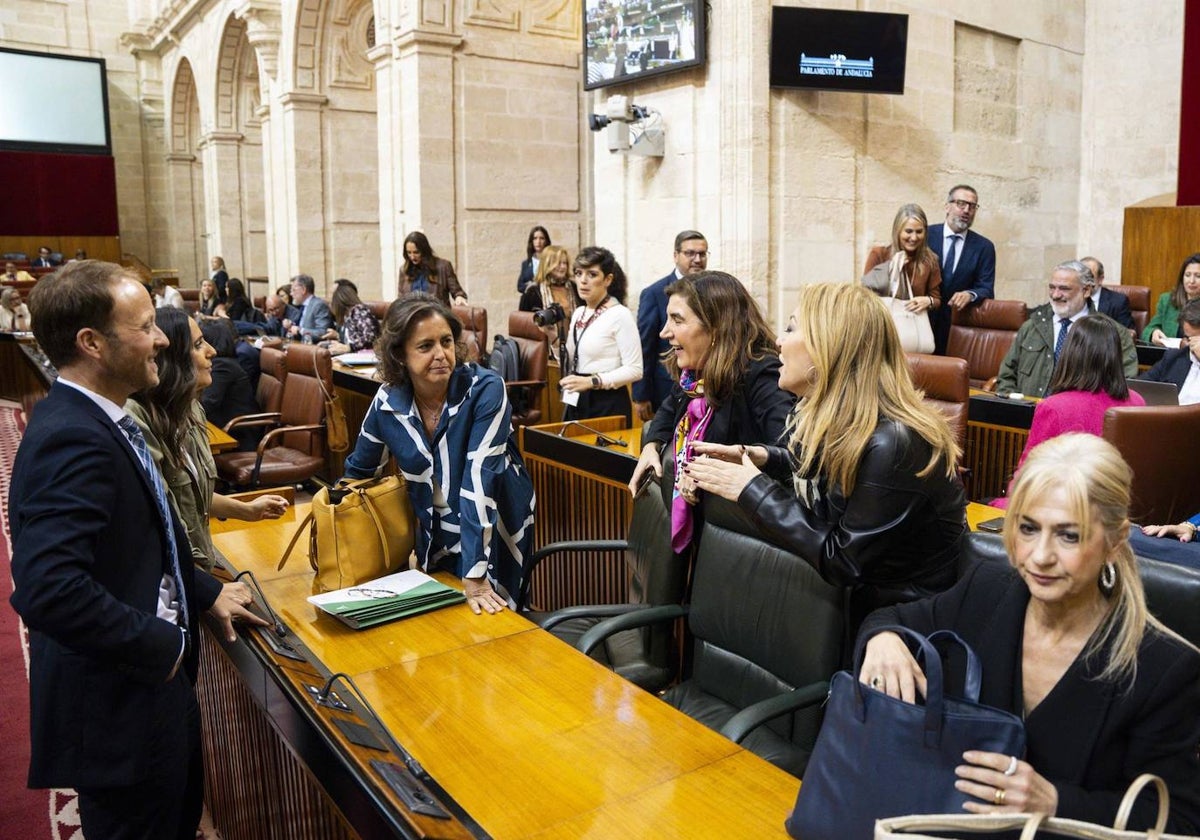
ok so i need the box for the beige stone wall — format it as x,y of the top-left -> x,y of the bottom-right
592,1 -> 1181,323
0,0 -> 152,261
4,0 -> 1184,323
1077,0 -> 1183,284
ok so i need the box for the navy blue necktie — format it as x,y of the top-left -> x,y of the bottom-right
1053,318 -> 1071,364
118,415 -> 188,629
943,234 -> 960,276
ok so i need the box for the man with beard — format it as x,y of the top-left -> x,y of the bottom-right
995,259 -> 1137,397
928,184 -> 996,355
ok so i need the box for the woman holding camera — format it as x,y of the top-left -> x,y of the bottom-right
559,246 -> 642,425
520,245 -> 575,358
628,271 -> 794,549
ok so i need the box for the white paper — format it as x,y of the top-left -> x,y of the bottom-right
560,387 -> 580,407
1161,337 -> 1183,349
307,568 -> 438,606
338,350 -> 378,365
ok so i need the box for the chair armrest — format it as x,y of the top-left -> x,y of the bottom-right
223,485 -> 296,505
224,411 -> 281,432
982,376 -> 998,393
505,379 -> 546,389
257,423 -> 324,451
577,604 -> 689,656
517,539 -> 629,609
539,602 -> 654,632
719,681 -> 830,744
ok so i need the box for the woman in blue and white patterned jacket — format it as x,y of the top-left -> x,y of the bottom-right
342,294 -> 535,614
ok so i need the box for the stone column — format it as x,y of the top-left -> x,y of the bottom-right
391,24 -> 460,265
198,131 -> 247,276
278,92 -> 329,282
165,152 -> 200,281
370,42 -> 402,293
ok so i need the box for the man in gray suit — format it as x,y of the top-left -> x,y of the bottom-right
284,274 -> 334,341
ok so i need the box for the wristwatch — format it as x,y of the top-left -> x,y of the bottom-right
591,374 -> 601,389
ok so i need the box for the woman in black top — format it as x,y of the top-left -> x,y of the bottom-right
628,271 -> 794,550
686,282 -> 966,630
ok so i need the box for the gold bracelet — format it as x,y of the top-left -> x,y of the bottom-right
1182,521 -> 1198,537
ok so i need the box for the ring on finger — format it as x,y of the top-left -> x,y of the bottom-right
1003,755 -> 1018,776
870,675 -> 884,689
994,788 -> 1006,806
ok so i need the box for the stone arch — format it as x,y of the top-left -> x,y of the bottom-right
166,58 -> 208,285
214,15 -> 249,132
208,15 -> 268,281
293,0 -> 327,92
169,58 -> 200,155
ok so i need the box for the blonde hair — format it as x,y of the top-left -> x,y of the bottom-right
531,245 -> 571,308
786,282 -> 958,495
1003,433 -> 1188,685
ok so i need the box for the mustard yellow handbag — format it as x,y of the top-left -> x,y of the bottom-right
279,476 -> 415,593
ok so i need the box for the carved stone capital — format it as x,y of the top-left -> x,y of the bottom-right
234,0 -> 283,82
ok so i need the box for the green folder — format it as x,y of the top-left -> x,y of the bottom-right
307,570 -> 466,629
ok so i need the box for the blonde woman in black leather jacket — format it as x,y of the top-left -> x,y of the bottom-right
686,282 -> 967,632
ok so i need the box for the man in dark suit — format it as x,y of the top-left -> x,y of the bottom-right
1081,256 -> 1134,330
285,273 -> 334,341
632,230 -> 707,422
927,185 -> 997,355
263,292 -> 302,337
30,245 -> 60,268
1139,299 -> 1200,404
9,260 -> 265,840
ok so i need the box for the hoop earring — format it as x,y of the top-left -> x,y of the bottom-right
1100,561 -> 1117,594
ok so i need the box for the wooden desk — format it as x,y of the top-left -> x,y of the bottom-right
967,501 -> 1005,531
205,509 -> 801,839
331,362 -> 382,478
206,420 -> 237,453
519,419 -> 641,610
965,390 -> 1034,503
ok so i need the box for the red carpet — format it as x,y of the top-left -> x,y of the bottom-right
0,402 -> 84,839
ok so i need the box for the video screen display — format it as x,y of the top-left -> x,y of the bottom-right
0,48 -> 111,153
585,1 -> 706,91
770,7 -> 908,95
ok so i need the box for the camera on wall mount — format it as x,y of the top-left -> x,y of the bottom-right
532,302 -> 566,328
587,95 -> 665,157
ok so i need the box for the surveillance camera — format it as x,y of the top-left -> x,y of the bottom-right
588,114 -> 611,132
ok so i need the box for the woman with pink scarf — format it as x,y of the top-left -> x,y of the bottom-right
628,271 -> 793,551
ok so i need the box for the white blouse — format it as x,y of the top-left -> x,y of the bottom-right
565,301 -> 643,389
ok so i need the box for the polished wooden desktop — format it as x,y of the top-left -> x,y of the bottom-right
204,508 -> 802,839
206,420 -> 237,453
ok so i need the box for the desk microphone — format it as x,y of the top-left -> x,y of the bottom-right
557,420 -> 627,447
234,569 -> 286,638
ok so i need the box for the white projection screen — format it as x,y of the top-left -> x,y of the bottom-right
0,48 -> 110,153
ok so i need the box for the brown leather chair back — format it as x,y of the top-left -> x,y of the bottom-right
1102,403 -> 1200,524
365,299 -> 392,322
508,334 -> 549,427
253,295 -> 267,310
452,305 -> 488,364
508,310 -> 545,341
906,353 -> 970,449
947,299 -> 1029,388
258,345 -> 287,413
278,343 -> 332,455
1106,284 -> 1150,336
178,287 -> 200,315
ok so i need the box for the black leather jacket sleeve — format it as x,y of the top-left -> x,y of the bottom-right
737,420 -> 960,591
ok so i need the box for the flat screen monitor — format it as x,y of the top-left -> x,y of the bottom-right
0,48 -> 111,154
770,7 -> 908,95
584,0 -> 706,91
